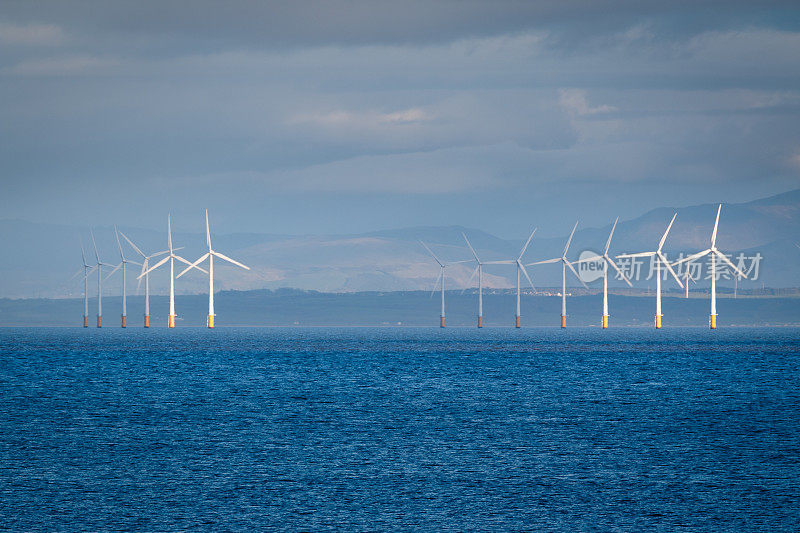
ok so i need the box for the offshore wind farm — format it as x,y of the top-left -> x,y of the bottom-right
51,197 -> 797,330
2,2 -> 800,531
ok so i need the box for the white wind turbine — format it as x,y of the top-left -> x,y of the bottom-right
671,204 -> 745,329
177,210 -> 250,328
138,215 -> 205,328
486,229 -> 537,328
420,240 -> 471,328
72,242 -> 96,327
104,226 -> 141,328
527,222 -> 587,328
570,218 -> 632,328
118,231 -> 169,328
90,229 -> 116,328
462,233 -> 500,328
617,213 -> 683,329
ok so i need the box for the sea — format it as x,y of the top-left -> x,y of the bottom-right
0,327 -> 798,531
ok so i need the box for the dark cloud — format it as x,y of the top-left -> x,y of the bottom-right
0,1 -> 798,238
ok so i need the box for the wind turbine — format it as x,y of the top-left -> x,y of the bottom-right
617,213 -> 683,329
138,215 -> 206,328
570,217 -> 632,328
73,242 -> 96,327
104,226 -> 141,328
177,210 -> 249,328
527,221 -> 587,328
420,241 -> 470,328
90,229 -> 116,328
671,204 -> 745,329
486,229 -> 537,328
118,231 -> 168,328
462,233 -> 497,328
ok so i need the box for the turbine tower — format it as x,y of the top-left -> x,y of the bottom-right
528,222 -> 587,328
90,230 -> 115,328
570,218 -> 632,328
419,240 -> 470,328
617,213 -> 683,329
462,233 -> 487,328
139,215 -> 205,328
105,226 -> 141,328
74,242 -> 96,327
488,229 -> 537,328
119,231 -> 168,328
672,204 -> 746,329
177,210 -> 249,328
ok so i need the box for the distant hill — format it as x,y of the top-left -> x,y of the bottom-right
0,189 -> 798,299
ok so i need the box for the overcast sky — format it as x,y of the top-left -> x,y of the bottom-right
1,1 -> 799,237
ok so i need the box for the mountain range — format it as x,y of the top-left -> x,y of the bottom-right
1,189 -> 799,299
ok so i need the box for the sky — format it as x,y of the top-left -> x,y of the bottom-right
1,1 -> 799,238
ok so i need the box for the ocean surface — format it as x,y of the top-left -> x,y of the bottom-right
0,327 -> 798,531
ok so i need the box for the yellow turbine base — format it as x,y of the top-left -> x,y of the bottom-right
83,316 -> 88,328
121,315 -> 126,328
97,316 -> 102,328
710,314 -> 717,329
208,314 -> 215,328
169,315 -> 175,328
561,315 -> 566,328
602,315 -> 609,329
477,316 -> 483,328
440,316 -> 445,328
655,315 -> 662,329
515,316 -> 521,328
144,315 -> 150,328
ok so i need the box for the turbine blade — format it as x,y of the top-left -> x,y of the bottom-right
174,254 -> 208,274
70,268 -> 84,280
461,265 -> 479,294
167,214 -> 173,252
604,217 -> 619,255
213,251 -> 250,270
563,221 -> 578,257
80,242 -> 87,266
672,248 -> 711,265
105,262 -> 122,281
138,255 -> 169,279
90,229 -> 100,263
711,204 -> 722,247
519,262 -> 536,291
715,250 -> 746,278
518,228 -> 536,261
419,240 -> 443,267
430,269 -> 442,297
119,231 -> 145,258
527,257 -> 561,265
658,251 -> 683,288
605,255 -> 633,287
566,260 -> 588,289
616,251 -> 655,259
114,225 -> 125,260
205,209 -> 212,251
462,233 -> 480,263
658,213 -> 678,252
176,253 -> 209,279
571,254 -> 603,264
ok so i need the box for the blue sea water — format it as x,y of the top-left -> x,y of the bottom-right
0,327 -> 798,531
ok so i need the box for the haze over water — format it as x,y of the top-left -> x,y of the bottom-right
1,327 -> 798,530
